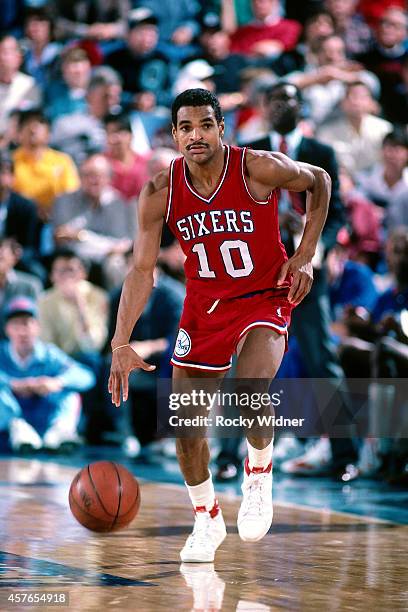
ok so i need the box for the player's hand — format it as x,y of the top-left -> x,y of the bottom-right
277,254 -> 313,305
108,345 -> 156,407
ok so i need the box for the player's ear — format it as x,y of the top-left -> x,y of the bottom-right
219,118 -> 225,138
171,124 -> 177,143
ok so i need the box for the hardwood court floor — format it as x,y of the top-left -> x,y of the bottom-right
0,459 -> 406,611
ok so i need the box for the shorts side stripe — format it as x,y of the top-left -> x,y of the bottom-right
171,357 -> 232,371
238,320 -> 288,339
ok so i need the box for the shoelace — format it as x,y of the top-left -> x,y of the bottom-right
241,474 -> 266,518
185,513 -> 214,551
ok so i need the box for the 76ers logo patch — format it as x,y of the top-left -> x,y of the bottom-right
174,328 -> 191,358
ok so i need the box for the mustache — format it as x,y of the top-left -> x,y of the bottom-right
187,142 -> 209,150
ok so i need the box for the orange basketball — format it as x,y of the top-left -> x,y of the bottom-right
69,461 -> 140,532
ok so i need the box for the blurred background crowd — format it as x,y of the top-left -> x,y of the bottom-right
0,0 -> 407,485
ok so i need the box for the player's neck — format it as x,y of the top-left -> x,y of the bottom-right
185,145 -> 226,191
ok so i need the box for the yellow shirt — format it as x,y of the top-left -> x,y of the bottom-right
13,147 -> 80,210
38,280 -> 108,354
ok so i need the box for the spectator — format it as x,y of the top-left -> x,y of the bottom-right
38,250 -> 108,357
106,258 -> 184,453
105,8 -> 175,110
0,151 -> 39,257
133,0 -> 201,57
358,0 -> 405,27
22,6 -> 61,89
196,13 -> 251,111
0,238 -> 42,336
229,0 -> 302,58
327,244 -> 379,324
338,165 -> 384,268
45,48 -> 91,122
0,296 -> 95,453
51,66 -> 122,165
244,81 -> 358,477
13,109 -> 80,221
325,0 -> 373,55
382,53 -> 408,124
0,34 -> 41,133
288,34 -> 380,125
52,154 -> 134,277
317,81 -> 392,173
273,9 -> 335,76
54,0 -> 130,42
357,129 -> 408,209
104,113 -> 150,203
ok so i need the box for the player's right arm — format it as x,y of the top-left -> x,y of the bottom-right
108,172 -> 168,407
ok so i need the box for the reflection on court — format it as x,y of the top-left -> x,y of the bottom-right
0,459 -> 406,611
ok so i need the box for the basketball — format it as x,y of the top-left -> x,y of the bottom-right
68,461 -> 140,532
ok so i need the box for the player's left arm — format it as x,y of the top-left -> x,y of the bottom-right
246,150 -> 331,305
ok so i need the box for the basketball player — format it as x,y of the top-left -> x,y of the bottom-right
108,89 -> 331,562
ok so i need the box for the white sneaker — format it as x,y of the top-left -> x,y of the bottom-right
280,437 -> 332,475
273,434 -> 304,468
357,438 -> 382,477
9,418 -> 42,452
180,501 -> 227,562
180,563 -> 225,609
237,459 -> 273,542
43,427 -> 81,451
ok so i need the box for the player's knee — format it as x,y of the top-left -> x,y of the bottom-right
176,437 -> 207,460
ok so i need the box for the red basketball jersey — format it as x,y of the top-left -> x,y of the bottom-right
165,145 -> 289,299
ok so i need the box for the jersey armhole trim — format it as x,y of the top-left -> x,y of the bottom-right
241,147 -> 271,205
165,159 -> 175,224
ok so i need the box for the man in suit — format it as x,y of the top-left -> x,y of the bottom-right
241,81 -> 358,478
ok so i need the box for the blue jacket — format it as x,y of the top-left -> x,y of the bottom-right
0,340 -> 95,392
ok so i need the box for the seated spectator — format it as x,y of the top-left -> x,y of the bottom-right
338,165 -> 384,268
52,154 -> 134,282
229,0 -> 302,58
0,34 -> 41,134
0,151 -> 39,257
54,0 -> 130,43
273,9 -> 335,76
51,66 -> 122,165
0,238 -> 42,336
104,113 -> 149,203
357,128 -> 408,209
288,34 -> 380,125
0,296 -> 95,453
356,7 -> 407,90
21,6 -> 61,89
196,13 -> 252,111
327,244 -> 379,324
38,249 -> 108,358
105,260 -> 184,453
105,8 -> 174,110
325,0 -> 373,55
317,81 -> 392,173
45,48 -> 91,122
358,0 -> 405,27
133,0 -> 201,60
13,109 -> 80,222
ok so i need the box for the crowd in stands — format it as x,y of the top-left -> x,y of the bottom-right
0,0 -> 407,484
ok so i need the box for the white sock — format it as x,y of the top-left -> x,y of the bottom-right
186,472 -> 215,511
247,439 -> 274,471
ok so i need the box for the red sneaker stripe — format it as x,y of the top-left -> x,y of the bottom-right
194,499 -> 220,518
245,457 -> 273,475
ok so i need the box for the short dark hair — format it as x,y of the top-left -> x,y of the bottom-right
171,88 -> 223,127
104,112 -> 132,133
265,81 -> 303,103
383,127 -> 408,149
50,248 -> 89,273
18,108 -> 50,129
